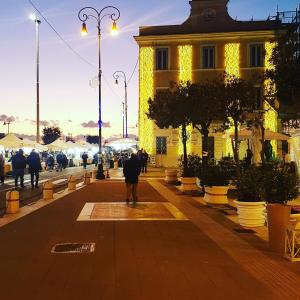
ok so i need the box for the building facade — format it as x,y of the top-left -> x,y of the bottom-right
135,0 -> 288,167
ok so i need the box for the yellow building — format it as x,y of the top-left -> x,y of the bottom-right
135,0 -> 288,167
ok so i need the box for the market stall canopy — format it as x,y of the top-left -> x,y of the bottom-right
105,138 -> 138,149
22,139 -> 48,151
66,141 -> 86,150
230,128 -> 290,141
0,133 -> 25,148
47,139 -> 68,151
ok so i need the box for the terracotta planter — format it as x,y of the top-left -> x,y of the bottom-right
235,201 -> 266,227
267,204 -> 291,255
180,177 -> 198,192
204,186 -> 229,204
165,169 -> 178,183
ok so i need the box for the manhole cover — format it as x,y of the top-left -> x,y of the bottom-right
233,229 -> 255,234
51,243 -> 95,254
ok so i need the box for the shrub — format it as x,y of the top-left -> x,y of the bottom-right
200,165 -> 230,187
179,154 -> 202,177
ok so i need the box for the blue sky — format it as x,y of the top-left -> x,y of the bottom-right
0,0 -> 299,139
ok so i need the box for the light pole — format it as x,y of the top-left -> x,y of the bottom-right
78,6 -> 120,155
3,122 -> 11,134
122,101 -> 125,138
30,14 -> 41,143
113,71 -> 128,138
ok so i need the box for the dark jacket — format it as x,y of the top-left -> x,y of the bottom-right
123,157 -> 141,184
47,156 -> 54,166
82,153 -> 88,162
27,152 -> 42,172
142,152 -> 149,163
11,153 -> 26,170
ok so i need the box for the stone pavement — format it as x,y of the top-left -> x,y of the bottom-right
0,178 -> 300,299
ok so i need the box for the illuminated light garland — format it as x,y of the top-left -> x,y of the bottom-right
264,42 -> 278,156
139,47 -> 154,154
225,43 -> 240,80
224,43 -> 240,156
178,45 -> 193,155
178,45 -> 193,83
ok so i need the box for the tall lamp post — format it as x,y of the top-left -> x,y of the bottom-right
30,14 -> 41,143
3,122 -> 11,134
78,6 -> 120,155
113,71 -> 128,138
122,101 -> 125,138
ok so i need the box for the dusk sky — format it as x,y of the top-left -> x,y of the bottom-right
1,0 -> 299,140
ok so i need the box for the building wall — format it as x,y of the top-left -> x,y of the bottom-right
138,34 -> 278,167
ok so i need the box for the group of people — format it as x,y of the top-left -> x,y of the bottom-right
8,149 -> 42,189
137,149 -> 149,173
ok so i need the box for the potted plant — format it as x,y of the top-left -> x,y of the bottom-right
201,165 -> 230,204
179,155 -> 201,192
235,166 -> 266,227
263,163 -> 299,254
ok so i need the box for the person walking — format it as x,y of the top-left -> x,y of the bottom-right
27,149 -> 42,189
82,152 -> 88,169
56,152 -> 63,172
0,153 -> 5,185
46,155 -> 55,171
142,150 -> 149,173
137,149 -> 144,173
123,153 -> 141,205
10,149 -> 26,188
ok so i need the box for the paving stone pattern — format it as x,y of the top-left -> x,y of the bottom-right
0,180 -> 297,299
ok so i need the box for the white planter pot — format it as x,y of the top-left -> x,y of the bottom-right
180,177 -> 198,192
165,169 -> 178,183
204,186 -> 229,204
235,200 -> 266,228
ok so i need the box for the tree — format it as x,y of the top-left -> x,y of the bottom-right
266,30 -> 300,109
190,80 -> 227,165
224,76 -> 257,177
265,28 -> 300,131
42,126 -> 62,145
86,135 -> 99,144
148,82 -> 194,176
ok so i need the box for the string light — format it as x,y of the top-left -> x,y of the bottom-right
139,47 -> 154,153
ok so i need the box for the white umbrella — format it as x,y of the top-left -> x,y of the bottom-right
230,128 -> 289,141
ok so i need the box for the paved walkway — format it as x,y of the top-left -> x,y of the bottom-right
0,179 -> 300,299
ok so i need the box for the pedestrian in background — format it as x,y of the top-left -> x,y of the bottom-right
123,153 -> 141,205
0,153 -> 5,185
82,152 -> 88,169
46,155 -> 55,171
142,150 -> 149,173
27,149 -> 42,189
10,149 -> 26,188
56,152 -> 63,172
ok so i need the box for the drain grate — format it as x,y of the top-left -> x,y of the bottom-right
51,243 -> 95,254
233,228 -> 255,234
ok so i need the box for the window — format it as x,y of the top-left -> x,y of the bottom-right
250,44 -> 263,67
156,137 -> 167,154
202,46 -> 215,69
156,48 -> 168,70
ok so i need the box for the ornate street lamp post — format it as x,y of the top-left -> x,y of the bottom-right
113,71 -> 128,138
78,6 -> 120,154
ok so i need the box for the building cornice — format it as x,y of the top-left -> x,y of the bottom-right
134,30 -> 283,45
